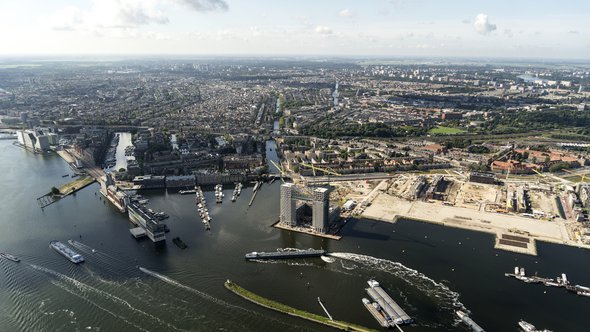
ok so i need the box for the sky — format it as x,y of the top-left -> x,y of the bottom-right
1,0 -> 589,59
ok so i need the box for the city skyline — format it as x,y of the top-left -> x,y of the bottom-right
1,0 -> 589,59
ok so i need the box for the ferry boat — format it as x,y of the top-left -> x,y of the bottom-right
49,241 -> 84,263
0,252 -> 20,262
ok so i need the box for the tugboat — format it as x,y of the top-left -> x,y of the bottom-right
0,252 -> 20,262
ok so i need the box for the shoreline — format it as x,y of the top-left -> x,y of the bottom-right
360,192 -> 590,256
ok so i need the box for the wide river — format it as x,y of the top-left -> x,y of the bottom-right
0,139 -> 588,332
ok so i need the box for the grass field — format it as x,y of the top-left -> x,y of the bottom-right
428,126 -> 467,135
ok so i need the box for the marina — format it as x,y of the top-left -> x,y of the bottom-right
215,184 -> 224,204
195,186 -> 211,229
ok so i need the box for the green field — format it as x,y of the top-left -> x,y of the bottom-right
428,126 -> 467,135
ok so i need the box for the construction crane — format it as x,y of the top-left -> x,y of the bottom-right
270,160 -> 287,175
299,163 -> 342,177
561,168 -> 588,183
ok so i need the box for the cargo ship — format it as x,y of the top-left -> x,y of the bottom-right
245,248 -> 326,260
50,241 -> 84,263
0,252 -> 20,262
361,298 -> 390,328
456,311 -> 485,332
128,201 -> 166,242
365,279 -> 413,325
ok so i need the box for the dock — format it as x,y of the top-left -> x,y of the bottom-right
37,175 -> 96,208
195,186 -> 211,230
506,266 -> 590,297
494,233 -> 537,256
130,227 -> 147,238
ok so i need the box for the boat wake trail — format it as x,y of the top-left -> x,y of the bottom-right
138,267 -> 307,331
329,252 -> 467,314
139,267 -> 239,309
29,264 -> 185,332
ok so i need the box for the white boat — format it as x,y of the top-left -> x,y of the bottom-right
0,253 -> 20,262
519,320 -> 552,332
320,255 -> 335,263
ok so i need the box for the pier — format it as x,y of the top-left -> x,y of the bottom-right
506,266 -> 590,297
195,186 -> 211,230
37,176 -> 96,208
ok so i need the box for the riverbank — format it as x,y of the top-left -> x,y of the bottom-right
361,192 -> 590,255
224,280 -> 377,332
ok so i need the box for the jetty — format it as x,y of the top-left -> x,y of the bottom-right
224,280 -> 376,332
37,176 -> 96,208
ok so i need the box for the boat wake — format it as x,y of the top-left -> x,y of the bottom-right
139,267 -> 242,309
138,267 -> 303,330
329,252 -> 467,314
29,264 -> 185,332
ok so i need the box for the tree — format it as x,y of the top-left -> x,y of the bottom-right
119,168 -> 126,172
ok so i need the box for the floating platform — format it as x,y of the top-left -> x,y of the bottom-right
494,233 -> 537,256
130,227 -> 146,238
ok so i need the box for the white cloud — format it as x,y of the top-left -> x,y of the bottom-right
315,25 -> 333,35
42,0 -> 169,32
473,13 -> 497,35
172,0 -> 228,12
339,9 -> 353,18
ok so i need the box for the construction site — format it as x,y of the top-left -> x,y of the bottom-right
326,169 -> 590,256
271,150 -> 590,255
